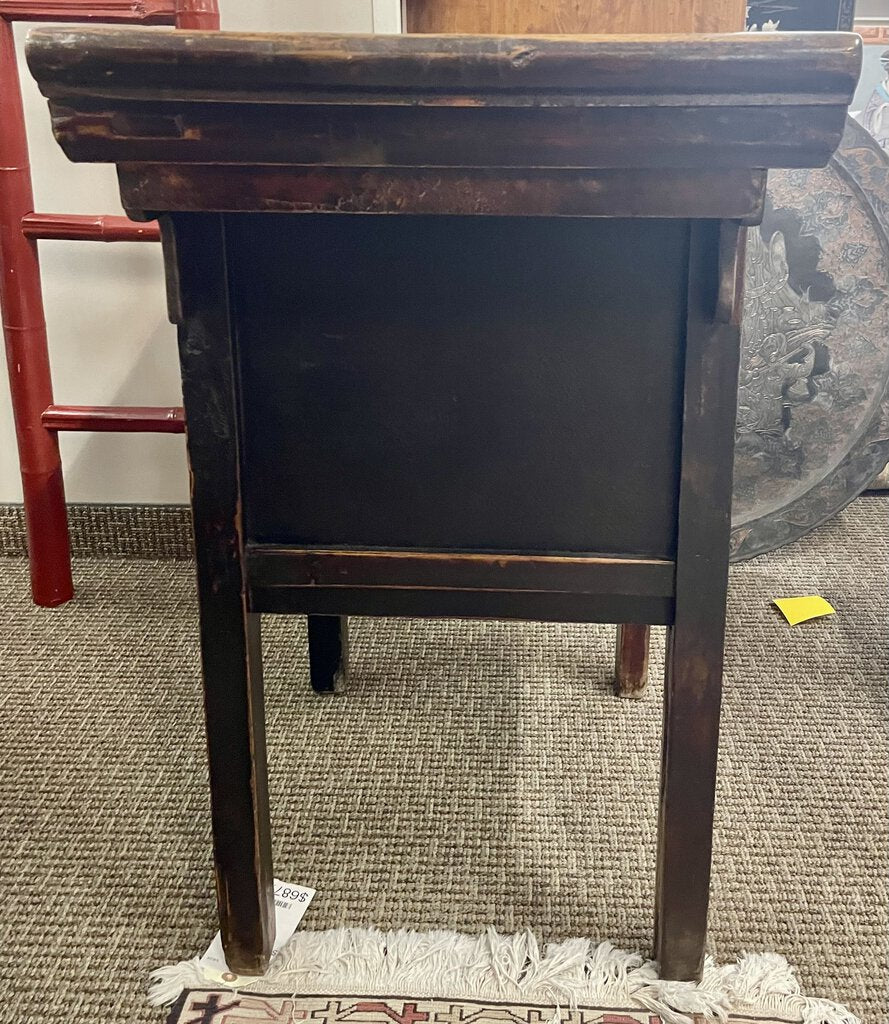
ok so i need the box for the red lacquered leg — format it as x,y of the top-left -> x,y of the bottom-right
175,0 -> 219,30
0,17 -> 73,607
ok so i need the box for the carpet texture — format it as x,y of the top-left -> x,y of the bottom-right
0,498 -> 886,1024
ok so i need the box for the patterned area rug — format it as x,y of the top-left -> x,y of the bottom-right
154,929 -> 858,1024
167,991 -> 799,1024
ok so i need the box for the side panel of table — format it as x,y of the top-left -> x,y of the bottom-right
227,214 -> 690,564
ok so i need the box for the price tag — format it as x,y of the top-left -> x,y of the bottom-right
198,879 -> 316,987
773,595 -> 836,625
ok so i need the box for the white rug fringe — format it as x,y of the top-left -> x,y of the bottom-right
148,927 -> 860,1024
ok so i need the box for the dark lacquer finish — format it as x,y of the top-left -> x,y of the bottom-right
614,624 -> 650,699
654,221 -> 741,980
27,27 -> 860,981
229,214 -> 688,558
308,615 -> 349,694
748,0 -> 855,31
26,29 -> 861,224
166,213 -> 274,974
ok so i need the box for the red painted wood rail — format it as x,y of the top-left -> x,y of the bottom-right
22,213 -> 162,241
42,405 -> 185,432
0,0 -> 216,606
1,0 -> 216,23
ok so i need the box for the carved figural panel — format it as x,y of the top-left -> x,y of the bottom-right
732,117 -> 889,559
746,0 -> 855,31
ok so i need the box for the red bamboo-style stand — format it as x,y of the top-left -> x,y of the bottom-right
0,0 -> 218,606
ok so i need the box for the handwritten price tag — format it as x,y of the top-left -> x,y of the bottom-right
198,879 -> 316,986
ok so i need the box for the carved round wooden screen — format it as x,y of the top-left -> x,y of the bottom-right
731,116 -> 889,560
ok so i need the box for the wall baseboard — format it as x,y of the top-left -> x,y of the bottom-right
0,504 -> 193,560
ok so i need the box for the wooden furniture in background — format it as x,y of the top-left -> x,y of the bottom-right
27,26 -> 860,983
748,0 -> 857,31
404,0 -> 747,33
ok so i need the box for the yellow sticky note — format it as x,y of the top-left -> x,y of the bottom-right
773,596 -> 835,626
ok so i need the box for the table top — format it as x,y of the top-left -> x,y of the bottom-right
26,28 -> 862,219
27,28 -> 860,99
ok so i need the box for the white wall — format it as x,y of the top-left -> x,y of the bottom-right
856,1 -> 887,17
0,2 -> 400,503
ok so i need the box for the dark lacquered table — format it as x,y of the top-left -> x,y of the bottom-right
28,26 -> 859,981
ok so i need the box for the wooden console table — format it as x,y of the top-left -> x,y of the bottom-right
27,27 -> 860,982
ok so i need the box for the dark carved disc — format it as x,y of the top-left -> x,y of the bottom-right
731,116 -> 889,560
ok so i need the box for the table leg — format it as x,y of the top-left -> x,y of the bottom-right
614,624 -> 650,698
170,212 -> 274,975
653,219 -> 740,981
308,614 -> 349,693
654,615 -> 724,980
200,605 -> 274,974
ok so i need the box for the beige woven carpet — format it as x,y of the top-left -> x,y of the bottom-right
1,498 -> 887,1023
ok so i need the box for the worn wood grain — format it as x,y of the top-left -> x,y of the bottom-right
25,28 -> 860,220
26,28 -> 860,100
119,165 -> 768,222
715,220 -> 748,325
405,0 -> 747,34
246,548 -> 675,596
25,30 -> 859,190
170,213 -> 273,976
654,220 -> 741,981
41,98 -> 848,172
614,624 -> 651,698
